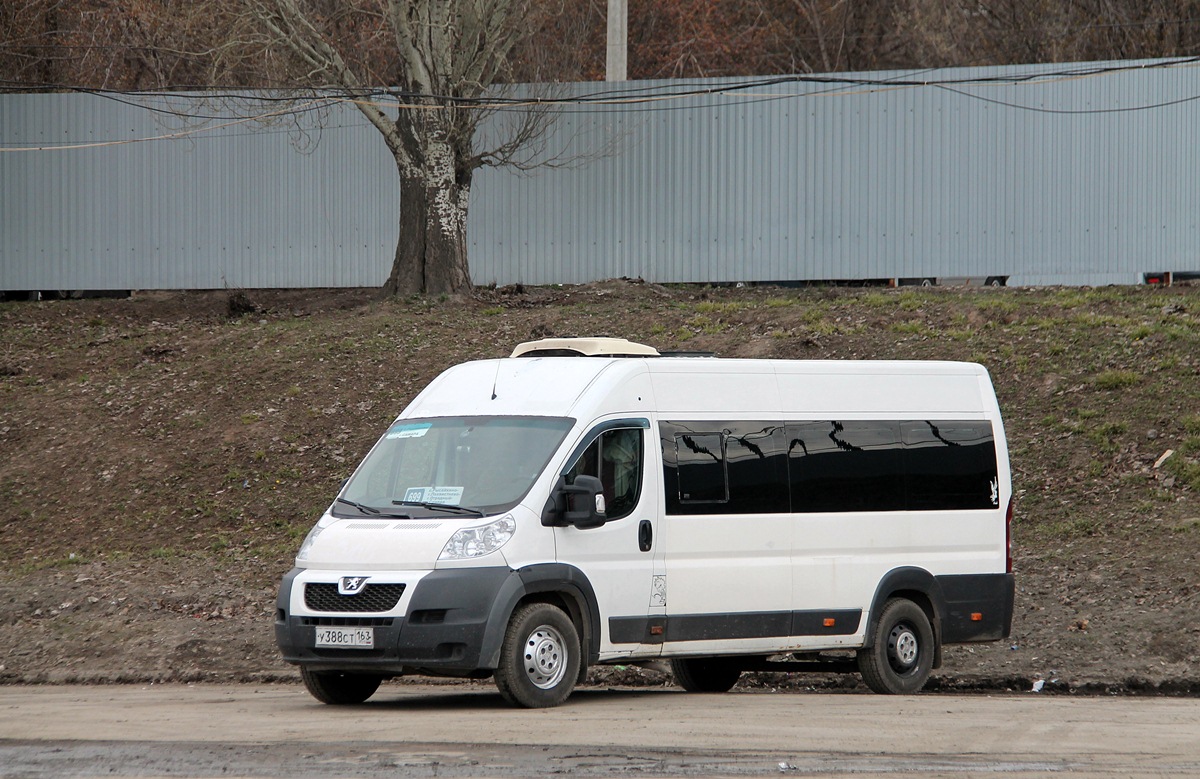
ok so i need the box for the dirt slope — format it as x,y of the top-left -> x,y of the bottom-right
2,281 -> 1198,692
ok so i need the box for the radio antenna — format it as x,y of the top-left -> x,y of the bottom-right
490,360 -> 501,400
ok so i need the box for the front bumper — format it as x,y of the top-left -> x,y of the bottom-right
275,566 -> 515,674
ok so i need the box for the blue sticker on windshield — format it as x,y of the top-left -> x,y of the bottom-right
386,423 -> 432,440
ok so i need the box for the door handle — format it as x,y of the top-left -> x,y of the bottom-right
638,520 -> 653,552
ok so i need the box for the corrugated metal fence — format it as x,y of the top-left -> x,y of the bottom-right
3,59 -> 1199,290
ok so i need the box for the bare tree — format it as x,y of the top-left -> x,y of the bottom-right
226,0 -> 554,296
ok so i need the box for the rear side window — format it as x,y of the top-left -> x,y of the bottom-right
901,421 -> 998,510
788,421 -> 905,513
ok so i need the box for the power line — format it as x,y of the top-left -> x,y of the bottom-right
3,57 -> 1199,151
4,55 -> 1198,105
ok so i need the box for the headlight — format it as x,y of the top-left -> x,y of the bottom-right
296,524 -> 324,561
439,515 -> 516,560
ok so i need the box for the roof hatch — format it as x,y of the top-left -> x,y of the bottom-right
510,337 -> 660,358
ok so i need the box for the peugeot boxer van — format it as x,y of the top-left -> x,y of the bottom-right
276,338 -> 1014,707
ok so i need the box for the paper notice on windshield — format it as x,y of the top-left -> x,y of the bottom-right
403,486 -> 465,504
386,422 -> 432,439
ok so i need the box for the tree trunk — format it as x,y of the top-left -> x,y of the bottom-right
382,139 -> 474,297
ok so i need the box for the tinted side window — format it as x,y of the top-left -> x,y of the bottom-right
902,421 -> 998,510
787,421 -> 905,513
661,422 -> 787,515
725,424 -> 788,514
676,432 -> 727,504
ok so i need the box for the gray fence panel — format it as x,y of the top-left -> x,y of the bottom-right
469,60 -> 1200,287
3,60 -> 1199,291
1,94 -> 395,290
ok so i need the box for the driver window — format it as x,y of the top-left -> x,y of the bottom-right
565,427 -> 643,521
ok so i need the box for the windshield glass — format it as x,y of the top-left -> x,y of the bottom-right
336,416 -> 575,518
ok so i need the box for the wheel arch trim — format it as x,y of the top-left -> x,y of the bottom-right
478,563 -> 600,669
864,567 -> 947,659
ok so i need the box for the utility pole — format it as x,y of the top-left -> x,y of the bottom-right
606,0 -> 627,81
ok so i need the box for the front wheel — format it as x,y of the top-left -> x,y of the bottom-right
857,598 -> 935,694
494,603 -> 581,708
670,657 -> 742,693
300,667 -> 382,704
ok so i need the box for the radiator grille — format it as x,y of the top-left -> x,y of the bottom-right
304,583 -> 405,613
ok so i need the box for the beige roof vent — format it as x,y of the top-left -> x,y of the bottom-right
510,337 -> 660,358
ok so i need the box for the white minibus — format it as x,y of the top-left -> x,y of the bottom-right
276,338 -> 1014,707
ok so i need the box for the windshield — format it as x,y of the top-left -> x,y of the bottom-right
335,416 -> 575,518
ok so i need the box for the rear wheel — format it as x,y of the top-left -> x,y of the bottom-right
857,598 -> 935,694
300,667 -> 382,704
494,603 -> 580,708
670,657 -> 742,693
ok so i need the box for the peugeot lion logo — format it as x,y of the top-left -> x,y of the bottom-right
338,576 -> 369,595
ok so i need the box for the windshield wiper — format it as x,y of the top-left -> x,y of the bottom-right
392,500 -> 485,518
335,498 -> 412,518
336,497 -> 379,514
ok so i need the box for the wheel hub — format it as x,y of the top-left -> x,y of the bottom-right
524,625 -> 567,689
888,624 -> 919,670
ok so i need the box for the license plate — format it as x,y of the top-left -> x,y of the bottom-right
314,626 -> 374,649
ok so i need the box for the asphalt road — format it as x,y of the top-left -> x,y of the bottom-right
2,682 -> 1199,777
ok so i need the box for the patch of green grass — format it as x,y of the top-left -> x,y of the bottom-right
1183,416 -> 1200,436
1072,312 -> 1126,329
1157,355 -> 1181,372
976,297 -> 1019,315
1043,516 -> 1103,538
1093,370 -> 1141,390
808,319 -> 842,337
240,412 -> 261,424
694,301 -> 749,314
859,292 -> 894,308
688,314 -> 726,335
1129,323 -> 1155,341
481,306 -> 503,316
889,321 -> 927,335
10,554 -> 90,575
1053,287 -> 1124,309
1163,452 -> 1200,492
765,297 -> 795,308
1160,323 -> 1195,341
800,307 -> 829,324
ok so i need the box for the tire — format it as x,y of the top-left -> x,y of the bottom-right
920,278 -> 935,287
670,657 -> 742,693
494,603 -> 581,708
300,667 -> 382,704
857,598 -> 935,694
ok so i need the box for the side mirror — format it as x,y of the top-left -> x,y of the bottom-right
541,475 -> 607,529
